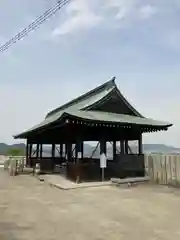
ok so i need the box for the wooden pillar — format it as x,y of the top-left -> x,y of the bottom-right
39,144 -> 43,172
29,143 -> 33,167
113,141 -> 116,160
52,143 -> 55,171
60,143 -> 63,158
40,144 -> 43,158
26,140 -> 29,166
75,143 -> 78,160
125,140 -> 129,154
138,134 -> 143,155
63,143 -> 66,157
29,144 -> 32,158
120,140 -> 124,154
36,144 -> 40,159
33,143 -> 39,174
65,143 -> 68,159
67,142 -> 72,162
75,140 -> 82,183
81,142 -> 84,159
100,140 -> 106,182
75,141 -> 83,160
100,140 -> 106,155
52,143 -> 55,158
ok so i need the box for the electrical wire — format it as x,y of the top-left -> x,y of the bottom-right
0,0 -> 71,52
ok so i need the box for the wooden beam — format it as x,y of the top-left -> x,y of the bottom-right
27,124 -> 143,144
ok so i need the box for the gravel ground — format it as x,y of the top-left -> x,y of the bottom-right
1,170 -> 180,240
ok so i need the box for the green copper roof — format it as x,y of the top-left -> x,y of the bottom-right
45,78 -> 116,118
14,77 -> 172,139
45,77 -> 142,119
14,110 -> 172,138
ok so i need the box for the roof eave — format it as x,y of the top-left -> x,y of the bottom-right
63,112 -> 173,129
13,112 -> 69,139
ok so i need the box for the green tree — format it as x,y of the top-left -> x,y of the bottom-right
7,148 -> 25,156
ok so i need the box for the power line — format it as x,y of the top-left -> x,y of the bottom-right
0,0 -> 70,52
0,0 -> 71,52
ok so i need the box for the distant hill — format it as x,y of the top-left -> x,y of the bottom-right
0,143 -> 180,156
142,144 -> 180,154
83,144 -> 180,159
0,143 -> 25,155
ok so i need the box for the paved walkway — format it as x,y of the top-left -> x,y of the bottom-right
1,170 -> 180,239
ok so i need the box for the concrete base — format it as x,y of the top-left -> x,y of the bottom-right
37,174 -> 112,190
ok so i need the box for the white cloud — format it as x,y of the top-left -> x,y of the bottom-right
53,0 -> 158,36
53,12 -> 101,35
104,0 -> 136,19
139,5 -> 157,19
105,0 -> 157,22
53,0 -> 102,36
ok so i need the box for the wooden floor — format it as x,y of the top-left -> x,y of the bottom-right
1,170 -> 180,240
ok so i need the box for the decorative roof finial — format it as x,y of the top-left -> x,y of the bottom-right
111,76 -> 116,83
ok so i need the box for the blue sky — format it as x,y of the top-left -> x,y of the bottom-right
0,0 -> 180,146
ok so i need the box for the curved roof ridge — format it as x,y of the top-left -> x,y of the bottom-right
45,76 -> 116,118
